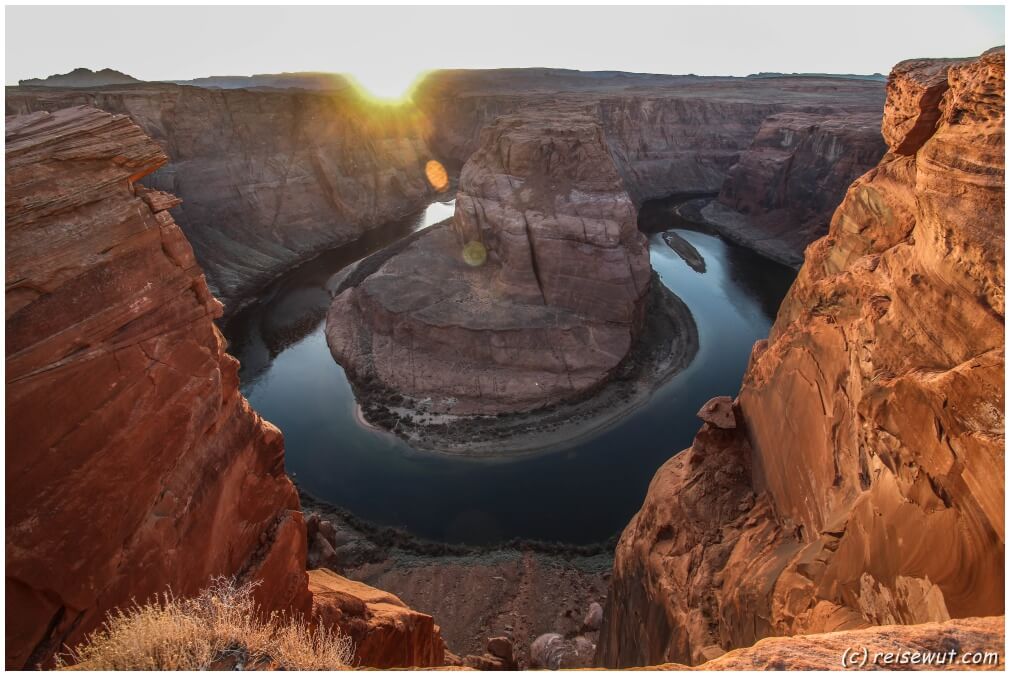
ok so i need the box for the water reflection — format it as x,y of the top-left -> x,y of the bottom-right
223,196 -> 796,545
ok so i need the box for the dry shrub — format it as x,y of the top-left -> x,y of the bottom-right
56,577 -> 353,670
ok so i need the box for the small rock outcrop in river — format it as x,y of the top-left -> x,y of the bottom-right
599,48 -> 1004,667
327,111 -> 657,417
5,106 -> 310,668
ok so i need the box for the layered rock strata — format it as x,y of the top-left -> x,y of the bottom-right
415,69 -> 886,261
413,69 -> 885,204
600,48 -> 1005,667
696,111 -> 887,265
327,111 -> 653,416
6,105 -> 448,671
5,106 -> 311,668
5,85 -> 443,310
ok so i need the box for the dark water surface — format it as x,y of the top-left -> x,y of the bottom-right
223,197 -> 795,545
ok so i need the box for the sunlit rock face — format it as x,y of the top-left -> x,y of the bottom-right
5,106 -> 310,669
309,570 -> 446,668
326,111 -> 651,415
600,48 -> 1004,668
5,85 -> 443,311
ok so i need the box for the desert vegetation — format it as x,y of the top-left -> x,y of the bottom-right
57,578 -> 353,670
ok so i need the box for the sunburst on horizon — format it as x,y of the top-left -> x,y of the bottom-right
344,67 -> 428,104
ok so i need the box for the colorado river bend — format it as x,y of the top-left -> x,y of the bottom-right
223,197 -> 795,545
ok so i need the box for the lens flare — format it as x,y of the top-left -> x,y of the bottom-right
462,240 -> 487,267
425,160 -> 449,192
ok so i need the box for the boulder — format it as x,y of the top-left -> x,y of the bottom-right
583,602 -> 604,632
530,633 -> 597,670
696,396 -> 736,430
308,569 -> 445,668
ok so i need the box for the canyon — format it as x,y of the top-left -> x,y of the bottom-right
5,46 -> 1003,672
5,84 -> 443,311
599,47 -> 1005,667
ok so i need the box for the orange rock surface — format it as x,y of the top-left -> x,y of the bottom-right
5,106 -> 311,668
651,616 -> 1004,671
309,569 -> 446,668
600,48 -> 1004,667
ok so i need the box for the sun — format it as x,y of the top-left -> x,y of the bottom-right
345,68 -> 426,104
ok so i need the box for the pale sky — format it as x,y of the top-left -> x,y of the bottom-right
5,5 -> 1005,98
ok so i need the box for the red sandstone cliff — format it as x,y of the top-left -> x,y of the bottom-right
599,48 -> 1004,667
4,106 -> 446,670
5,106 -> 311,668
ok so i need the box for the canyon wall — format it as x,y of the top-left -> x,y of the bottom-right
600,47 -> 1005,667
5,85 -> 444,311
699,110 -> 887,265
414,69 -> 885,206
5,106 -> 311,668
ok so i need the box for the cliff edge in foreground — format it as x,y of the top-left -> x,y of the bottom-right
600,47 -> 1005,667
5,106 -> 311,668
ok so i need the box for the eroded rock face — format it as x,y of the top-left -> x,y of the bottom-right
600,48 -> 1004,667
700,111 -> 887,265
5,85 -> 443,311
308,569 -> 445,668
7,71 -> 885,311
453,112 -> 651,323
5,106 -> 311,668
415,70 -> 885,260
326,111 -> 651,415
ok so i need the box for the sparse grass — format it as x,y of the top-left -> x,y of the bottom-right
57,577 -> 354,670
